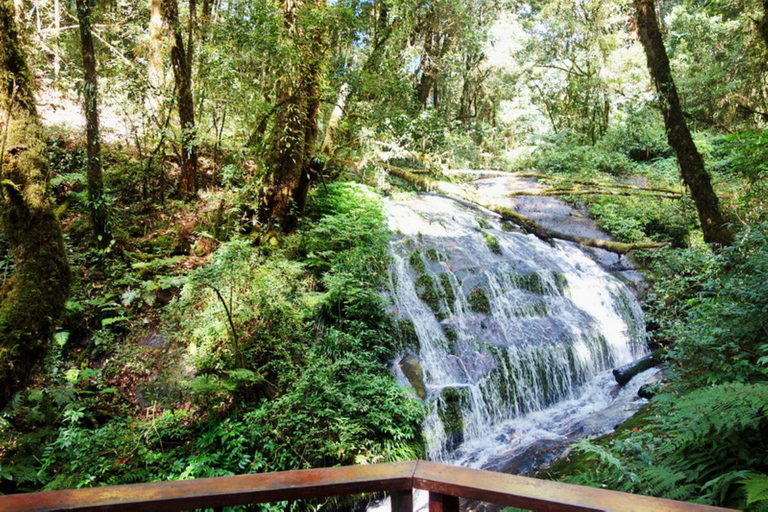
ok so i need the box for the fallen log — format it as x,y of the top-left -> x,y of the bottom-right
379,161 -> 666,255
507,188 -> 682,199
514,172 -> 681,195
613,349 -> 664,386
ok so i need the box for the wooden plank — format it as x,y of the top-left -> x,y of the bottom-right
428,492 -> 459,512
0,461 -> 418,512
391,489 -> 413,512
413,461 -> 736,512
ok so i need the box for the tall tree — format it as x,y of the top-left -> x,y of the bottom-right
148,0 -> 166,118
162,0 -> 198,195
76,0 -> 110,247
259,0 -> 326,233
0,0 -> 71,409
633,0 -> 733,246
760,0 -> 768,50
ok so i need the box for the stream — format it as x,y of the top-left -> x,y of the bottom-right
375,178 -> 657,508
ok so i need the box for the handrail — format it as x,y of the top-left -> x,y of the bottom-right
0,460 -> 736,512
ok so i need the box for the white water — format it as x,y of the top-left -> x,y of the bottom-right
384,193 -> 650,468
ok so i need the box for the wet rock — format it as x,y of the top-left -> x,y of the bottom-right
399,353 -> 427,399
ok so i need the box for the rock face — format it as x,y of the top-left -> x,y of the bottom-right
399,353 -> 427,399
385,191 -> 648,462
473,176 -> 647,293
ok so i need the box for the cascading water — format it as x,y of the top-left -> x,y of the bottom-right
384,192 -> 649,469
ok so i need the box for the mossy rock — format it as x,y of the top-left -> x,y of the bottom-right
399,354 -> 427,399
468,287 -> 491,314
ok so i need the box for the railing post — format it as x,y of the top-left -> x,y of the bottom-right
428,492 -> 459,512
391,489 -> 413,512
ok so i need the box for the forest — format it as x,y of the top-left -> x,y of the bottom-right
0,0 -> 767,509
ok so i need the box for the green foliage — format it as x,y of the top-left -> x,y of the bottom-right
0,181 -> 423,495
558,224 -> 768,509
568,383 -> 768,509
525,132 -> 634,177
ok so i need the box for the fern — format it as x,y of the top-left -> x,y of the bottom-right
742,473 -> 768,507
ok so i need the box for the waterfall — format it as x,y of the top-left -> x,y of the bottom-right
385,193 -> 648,466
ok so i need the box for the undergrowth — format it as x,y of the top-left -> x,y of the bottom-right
0,182 -> 424,501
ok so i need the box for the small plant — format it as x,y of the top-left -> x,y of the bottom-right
483,233 -> 502,255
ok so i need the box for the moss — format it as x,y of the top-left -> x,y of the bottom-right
517,272 -> 545,294
438,273 -> 455,307
483,233 -> 502,255
425,248 -> 445,262
467,287 -> 491,314
442,326 -> 458,353
553,272 -> 569,294
393,318 -> 420,351
444,326 -> 458,344
477,217 -> 492,230
0,7 -> 71,409
521,301 -> 548,317
409,251 -> 426,273
415,274 -> 440,312
438,387 -> 468,451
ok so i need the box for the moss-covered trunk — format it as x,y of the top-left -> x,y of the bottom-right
0,0 -> 71,410
76,0 -> 110,247
259,0 -> 325,233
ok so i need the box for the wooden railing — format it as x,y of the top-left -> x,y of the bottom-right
0,460 -> 736,512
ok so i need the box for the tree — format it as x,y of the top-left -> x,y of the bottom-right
760,0 -> 768,50
259,0 -> 327,233
162,0 -> 198,196
0,0 -> 71,409
76,0 -> 110,247
633,0 -> 733,246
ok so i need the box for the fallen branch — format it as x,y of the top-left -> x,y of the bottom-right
380,162 -> 665,255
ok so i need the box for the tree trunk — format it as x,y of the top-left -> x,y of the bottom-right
53,0 -> 60,78
76,0 -> 110,247
760,0 -> 768,51
148,0 -> 165,97
415,27 -> 436,106
259,0 -> 325,233
0,0 -> 71,410
320,82 -> 350,157
634,0 -> 733,246
162,0 -> 198,196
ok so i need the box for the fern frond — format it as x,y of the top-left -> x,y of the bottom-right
741,473 -> 768,506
